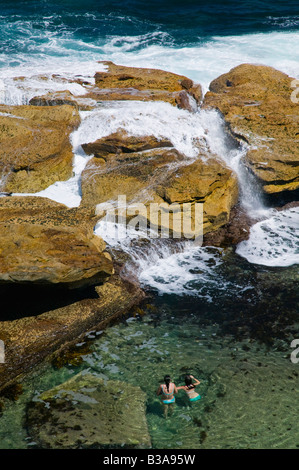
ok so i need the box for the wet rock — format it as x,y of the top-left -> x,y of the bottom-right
204,64 -> 299,195
29,90 -> 97,111
203,204 -> 254,247
80,131 -> 238,237
0,275 -> 145,392
82,129 -> 173,158
89,61 -> 202,110
25,372 -> 151,449
0,104 -> 80,193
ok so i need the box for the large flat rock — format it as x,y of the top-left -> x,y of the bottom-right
89,61 -> 202,111
0,196 -> 113,287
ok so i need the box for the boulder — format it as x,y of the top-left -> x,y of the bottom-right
25,372 -> 151,449
0,104 -> 80,193
157,158 -> 239,235
89,61 -> 202,111
0,196 -> 113,288
0,275 -> 144,393
29,90 -> 97,111
204,64 -> 299,194
80,131 -> 239,237
82,129 -> 173,158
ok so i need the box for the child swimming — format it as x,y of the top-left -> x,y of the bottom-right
157,375 -> 178,418
177,374 -> 201,403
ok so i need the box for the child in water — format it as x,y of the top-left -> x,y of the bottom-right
177,374 -> 201,403
156,375 -> 178,418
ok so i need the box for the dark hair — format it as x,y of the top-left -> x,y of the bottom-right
184,375 -> 195,389
164,375 -> 171,392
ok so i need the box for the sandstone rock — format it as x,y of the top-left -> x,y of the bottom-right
29,90 -> 97,111
0,196 -> 113,288
80,131 -> 238,237
0,104 -> 80,193
202,204 -> 254,247
204,64 -> 299,194
88,61 -> 202,110
82,129 -> 173,158
25,372 -> 151,449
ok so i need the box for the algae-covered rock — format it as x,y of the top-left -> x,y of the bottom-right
0,104 -> 80,193
25,372 -> 151,449
204,64 -> 299,194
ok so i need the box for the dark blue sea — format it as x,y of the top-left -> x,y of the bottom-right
1,0 -> 299,88
0,0 -> 298,450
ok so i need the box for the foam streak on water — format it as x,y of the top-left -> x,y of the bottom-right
236,208 -> 299,267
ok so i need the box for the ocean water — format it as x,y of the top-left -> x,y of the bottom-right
0,0 -> 298,449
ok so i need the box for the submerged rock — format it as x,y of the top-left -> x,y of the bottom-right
204,64 -> 299,195
25,372 -> 151,449
0,104 -> 80,193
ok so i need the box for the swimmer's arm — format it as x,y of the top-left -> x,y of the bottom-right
191,375 -> 200,386
156,385 -> 162,396
176,386 -> 186,390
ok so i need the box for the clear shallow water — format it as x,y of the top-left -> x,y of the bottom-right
0,286 -> 298,449
0,0 -> 299,450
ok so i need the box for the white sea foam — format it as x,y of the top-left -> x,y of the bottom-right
94,219 -> 227,298
0,61 -> 106,105
2,27 -> 299,281
1,30 -> 299,98
236,208 -> 299,267
99,31 -> 299,92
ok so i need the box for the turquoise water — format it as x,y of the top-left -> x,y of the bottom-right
0,251 -> 298,449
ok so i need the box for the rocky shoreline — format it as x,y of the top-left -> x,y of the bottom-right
0,61 -> 298,403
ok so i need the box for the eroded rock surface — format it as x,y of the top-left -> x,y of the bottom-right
90,61 -> 202,111
81,130 -> 239,236
0,275 -> 144,392
0,197 -> 113,288
204,64 -> 299,195
0,104 -> 80,193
